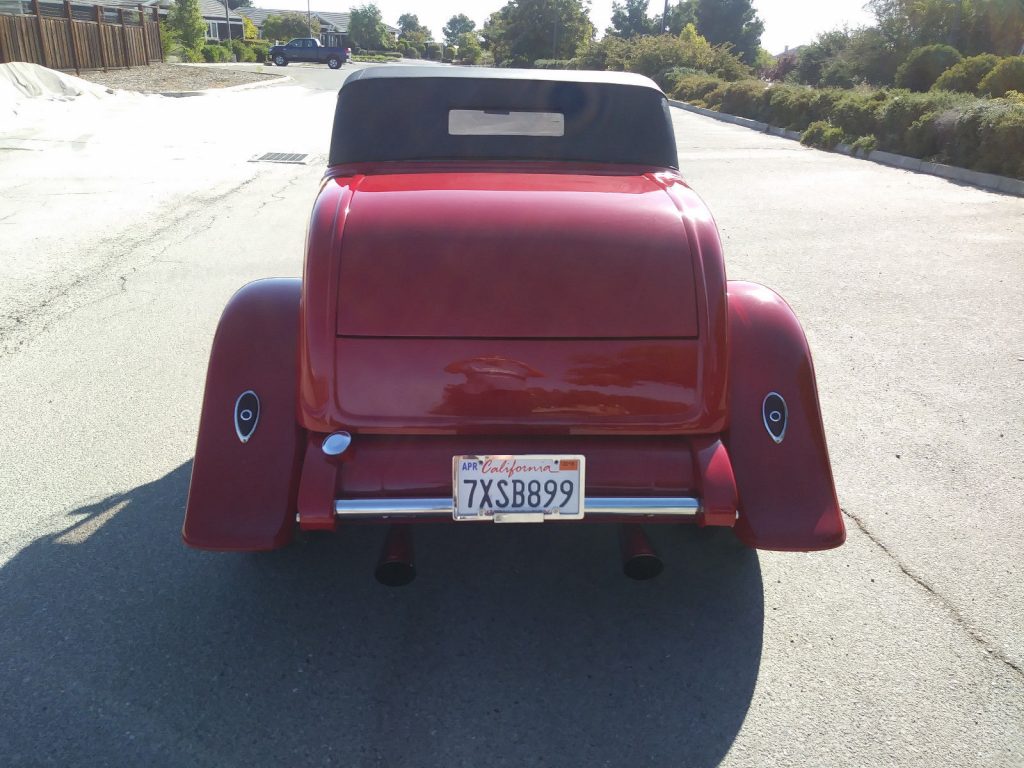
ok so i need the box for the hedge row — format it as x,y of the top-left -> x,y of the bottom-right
672,75 -> 1024,180
193,39 -> 270,64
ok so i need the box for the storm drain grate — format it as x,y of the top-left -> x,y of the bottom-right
253,152 -> 309,164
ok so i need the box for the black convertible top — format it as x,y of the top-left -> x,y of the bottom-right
329,66 -> 678,168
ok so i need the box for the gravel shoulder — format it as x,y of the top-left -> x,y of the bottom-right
76,62 -> 284,93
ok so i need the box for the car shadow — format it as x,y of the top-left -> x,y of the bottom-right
0,461 -> 763,768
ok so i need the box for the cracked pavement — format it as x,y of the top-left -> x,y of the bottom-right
0,68 -> 1021,767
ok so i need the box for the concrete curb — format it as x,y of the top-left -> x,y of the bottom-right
668,98 -> 1024,197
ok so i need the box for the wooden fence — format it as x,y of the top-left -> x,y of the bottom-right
0,0 -> 161,73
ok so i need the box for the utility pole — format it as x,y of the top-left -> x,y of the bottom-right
663,0 -> 670,33
307,0 -> 312,38
223,0 -> 231,42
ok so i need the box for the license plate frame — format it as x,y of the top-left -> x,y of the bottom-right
452,455 -> 586,522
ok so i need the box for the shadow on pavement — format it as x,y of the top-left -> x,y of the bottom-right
0,461 -> 763,768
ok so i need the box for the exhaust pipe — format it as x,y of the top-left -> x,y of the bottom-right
619,524 -> 663,580
375,525 -> 416,587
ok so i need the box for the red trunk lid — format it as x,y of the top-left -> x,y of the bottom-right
336,171 -> 699,339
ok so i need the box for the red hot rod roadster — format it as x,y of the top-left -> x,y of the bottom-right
183,67 -> 845,584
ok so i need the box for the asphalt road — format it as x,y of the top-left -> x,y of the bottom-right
0,66 -> 1021,768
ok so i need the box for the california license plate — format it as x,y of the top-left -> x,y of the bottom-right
453,455 -> 585,522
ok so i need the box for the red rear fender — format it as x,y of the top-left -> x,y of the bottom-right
183,279 -> 304,551
725,281 -> 845,551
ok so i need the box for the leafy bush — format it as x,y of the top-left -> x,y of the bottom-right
830,89 -> 885,137
575,36 -> 628,71
904,110 -> 949,157
849,135 -> 877,156
666,52 -> 1024,179
159,21 -> 178,62
200,44 -> 231,63
932,53 -> 1000,94
710,46 -> 752,82
763,84 -> 835,130
576,29 -> 749,87
896,45 -> 963,92
718,80 -> 766,120
533,59 -> 575,69
947,97 -> 1024,175
229,38 -> 256,63
624,34 -> 700,87
979,57 -> 1024,97
800,120 -> 844,149
248,41 -> 270,63
670,73 -> 726,103
242,16 -> 258,41
456,31 -> 481,64
820,59 -> 856,88
875,89 -> 970,151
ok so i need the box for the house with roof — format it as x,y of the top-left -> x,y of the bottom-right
196,0 -> 243,41
236,7 -> 397,47
114,0 -> 243,42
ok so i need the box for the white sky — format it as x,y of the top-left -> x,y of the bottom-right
254,0 -> 877,54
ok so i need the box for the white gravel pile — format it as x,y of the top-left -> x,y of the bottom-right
0,61 -> 114,117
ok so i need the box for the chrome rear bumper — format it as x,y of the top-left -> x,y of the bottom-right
334,497 -> 701,521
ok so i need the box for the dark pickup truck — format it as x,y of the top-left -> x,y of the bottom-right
269,38 -> 348,69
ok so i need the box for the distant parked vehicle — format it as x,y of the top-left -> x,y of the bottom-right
269,38 -> 347,69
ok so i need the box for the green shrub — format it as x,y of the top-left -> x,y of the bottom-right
200,43 -> 231,63
248,41 -> 270,63
904,111 -> 947,158
820,60 -> 856,89
849,135 -> 877,156
181,47 -> 203,63
874,89 -> 969,152
979,57 -> 1024,97
896,45 -> 963,92
533,59 -> 575,69
932,53 -> 1000,94
229,38 -> 256,63
620,34 -> 694,87
670,73 -> 726,102
718,80 -> 766,120
702,83 -> 727,110
709,46 -> 752,81
764,84 -> 834,130
830,89 -> 885,137
800,120 -> 844,149
957,97 -> 1024,175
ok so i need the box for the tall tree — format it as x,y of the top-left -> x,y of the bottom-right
483,0 -> 594,66
693,0 -> 763,65
868,0 -> 1024,56
443,13 -> 476,47
397,13 -> 430,45
457,30 -> 483,63
349,3 -> 390,50
263,13 -> 319,42
227,0 -> 251,9
665,0 -> 697,35
166,0 -> 206,52
607,0 -> 657,38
